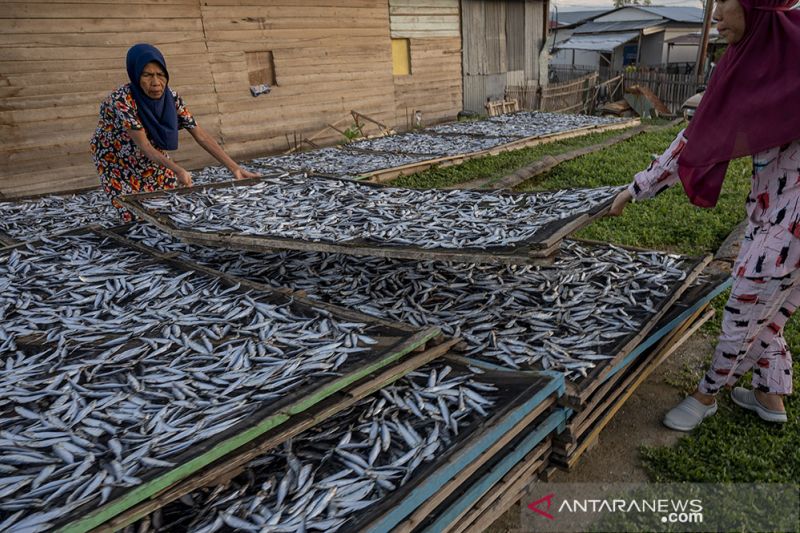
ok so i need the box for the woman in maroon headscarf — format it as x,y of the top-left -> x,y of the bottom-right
610,0 -> 800,430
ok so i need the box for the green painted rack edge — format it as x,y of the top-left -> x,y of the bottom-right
57,327 -> 440,533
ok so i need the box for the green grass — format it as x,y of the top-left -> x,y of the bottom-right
393,119 -> 799,492
641,364 -> 800,484
389,125 -> 644,190
643,309 -> 800,486
515,124 -> 751,256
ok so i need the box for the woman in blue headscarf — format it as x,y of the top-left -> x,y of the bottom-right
91,43 -> 260,221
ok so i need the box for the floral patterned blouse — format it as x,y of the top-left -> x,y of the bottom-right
90,84 -> 196,221
629,129 -> 800,278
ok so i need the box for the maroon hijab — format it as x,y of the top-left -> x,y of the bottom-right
678,0 -> 800,207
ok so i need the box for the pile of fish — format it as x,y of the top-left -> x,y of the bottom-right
0,189 -> 118,243
431,111 -> 624,138
252,147 -> 421,176
342,132 -> 518,157
140,364 -> 497,533
125,224 -> 691,379
0,165 -> 262,243
0,233 -> 385,532
136,176 -> 622,250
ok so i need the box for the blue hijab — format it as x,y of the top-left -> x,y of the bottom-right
126,44 -> 179,150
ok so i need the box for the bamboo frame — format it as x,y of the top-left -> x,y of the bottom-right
552,307 -> 716,470
444,441 -> 552,533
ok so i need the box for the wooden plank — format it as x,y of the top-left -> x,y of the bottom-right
0,3 -> 201,18
202,0 -> 380,6
451,444 -> 551,533
418,410 -> 568,533
0,17 -> 202,34
553,308 -> 716,470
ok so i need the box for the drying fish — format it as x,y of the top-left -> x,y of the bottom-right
0,232 -> 385,530
251,147 -> 421,176
430,111 -> 625,138
133,177 -> 622,251
342,132 -> 518,157
0,165 -> 264,243
142,364 -> 497,533
1,111 -> 622,243
125,224 -> 691,380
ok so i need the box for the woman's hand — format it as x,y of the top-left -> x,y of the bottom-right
608,189 -> 633,217
176,169 -> 193,187
232,167 -> 261,180
188,126 -> 262,181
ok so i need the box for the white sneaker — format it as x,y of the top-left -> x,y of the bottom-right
663,396 -> 718,432
730,387 -> 787,423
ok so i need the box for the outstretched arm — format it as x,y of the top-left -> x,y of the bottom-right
608,129 -> 687,216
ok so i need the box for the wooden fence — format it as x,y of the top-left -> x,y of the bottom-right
621,70 -> 700,114
505,83 -> 539,110
536,66 -> 699,115
538,73 -> 598,114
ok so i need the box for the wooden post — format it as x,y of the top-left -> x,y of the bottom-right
695,0 -> 714,81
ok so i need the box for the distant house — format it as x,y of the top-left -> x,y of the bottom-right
549,9 -> 608,29
550,6 -> 704,71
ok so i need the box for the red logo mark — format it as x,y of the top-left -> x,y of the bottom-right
528,493 -> 556,520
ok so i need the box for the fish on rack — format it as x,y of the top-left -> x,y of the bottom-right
138,364 -> 497,533
135,177 -> 623,251
0,165 -> 267,243
250,147 -> 422,176
341,132 -> 518,157
125,224 -> 690,380
430,111 -> 625,138
0,233 -> 383,532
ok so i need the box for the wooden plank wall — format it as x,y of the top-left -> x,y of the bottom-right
461,0 -> 547,113
200,0 -> 396,160
0,0 -> 221,198
0,0 -> 469,198
389,0 -> 462,129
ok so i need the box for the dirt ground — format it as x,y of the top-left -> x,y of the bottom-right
485,331 -> 718,532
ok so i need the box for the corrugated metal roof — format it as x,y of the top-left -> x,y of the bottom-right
574,19 -> 666,34
553,9 -> 610,27
635,6 -> 704,23
665,28 -> 722,45
554,31 -> 639,52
